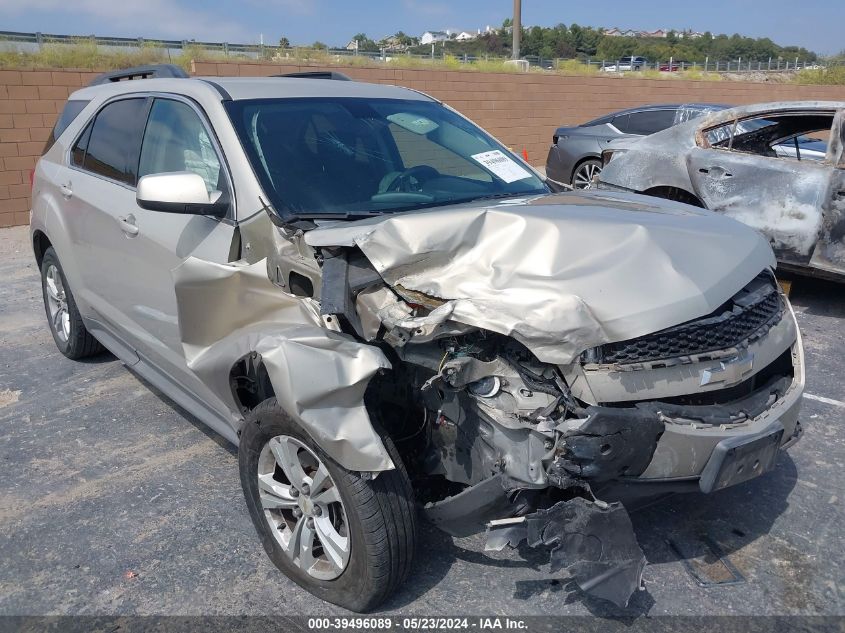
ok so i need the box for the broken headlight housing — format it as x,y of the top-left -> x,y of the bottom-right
467,376 -> 502,398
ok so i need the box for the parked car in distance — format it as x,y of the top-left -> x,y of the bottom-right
659,60 -> 690,72
601,56 -> 648,72
545,103 -> 723,189
773,134 -> 828,161
598,101 -> 845,280
32,67 -> 804,612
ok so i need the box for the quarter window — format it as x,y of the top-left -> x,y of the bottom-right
139,99 -> 224,194
43,99 -> 90,155
77,98 -> 147,185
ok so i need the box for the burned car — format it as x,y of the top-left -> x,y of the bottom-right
598,101 -> 845,279
31,66 -> 804,612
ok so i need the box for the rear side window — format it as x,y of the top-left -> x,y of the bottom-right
71,122 -> 92,167
42,99 -> 90,155
624,110 -> 677,135
76,98 -> 147,186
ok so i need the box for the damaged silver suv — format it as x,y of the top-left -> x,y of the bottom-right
31,65 -> 804,611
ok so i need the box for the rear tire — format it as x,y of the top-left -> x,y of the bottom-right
239,398 -> 417,612
40,247 -> 104,360
571,159 -> 602,190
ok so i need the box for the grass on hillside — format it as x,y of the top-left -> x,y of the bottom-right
0,40 -> 840,84
0,41 -> 222,71
793,65 -> 845,85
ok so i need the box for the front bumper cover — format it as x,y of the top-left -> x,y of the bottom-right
486,496 -> 646,608
483,375 -> 801,608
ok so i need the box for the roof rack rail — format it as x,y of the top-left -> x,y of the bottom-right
274,71 -> 353,81
89,64 -> 189,86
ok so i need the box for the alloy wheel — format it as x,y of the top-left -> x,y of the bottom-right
44,264 -> 70,343
572,161 -> 602,190
257,435 -> 351,580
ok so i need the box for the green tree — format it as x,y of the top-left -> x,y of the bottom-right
394,31 -> 416,47
350,32 -> 379,52
403,22 -> 820,65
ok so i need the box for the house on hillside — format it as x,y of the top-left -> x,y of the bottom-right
603,27 -> 637,37
380,35 -> 399,50
421,30 -> 448,44
603,27 -> 670,38
455,31 -> 477,41
678,30 -> 704,39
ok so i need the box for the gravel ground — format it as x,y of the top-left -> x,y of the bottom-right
0,224 -> 843,619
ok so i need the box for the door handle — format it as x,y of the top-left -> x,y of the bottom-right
117,214 -> 139,236
59,182 -> 73,199
699,166 -> 733,179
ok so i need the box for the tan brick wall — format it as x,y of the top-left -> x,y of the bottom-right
1,60 -> 844,227
0,68 -> 100,227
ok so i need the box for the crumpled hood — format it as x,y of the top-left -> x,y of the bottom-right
306,191 -> 775,364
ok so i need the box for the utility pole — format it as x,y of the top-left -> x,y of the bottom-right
512,0 -> 521,59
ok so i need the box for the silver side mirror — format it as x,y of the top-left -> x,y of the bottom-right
136,172 -> 227,217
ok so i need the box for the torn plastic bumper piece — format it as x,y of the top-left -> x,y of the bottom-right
485,496 -> 646,607
558,405 -> 665,480
423,474 -> 513,537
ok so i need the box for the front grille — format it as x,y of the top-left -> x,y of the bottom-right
593,275 -> 783,365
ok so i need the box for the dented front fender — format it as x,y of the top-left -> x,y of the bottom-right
172,256 -> 395,472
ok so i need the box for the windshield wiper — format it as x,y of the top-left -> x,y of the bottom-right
467,191 -> 546,202
371,191 -> 547,213
285,210 -> 386,220
285,191 -> 547,222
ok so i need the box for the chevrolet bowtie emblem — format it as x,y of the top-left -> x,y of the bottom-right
700,353 -> 755,387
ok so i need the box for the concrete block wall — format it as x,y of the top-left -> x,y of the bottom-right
0,69 -> 100,227
2,60 -> 845,227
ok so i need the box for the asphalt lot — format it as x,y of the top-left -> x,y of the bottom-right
0,223 -> 843,619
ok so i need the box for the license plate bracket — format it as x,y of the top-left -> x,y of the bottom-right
699,421 -> 784,493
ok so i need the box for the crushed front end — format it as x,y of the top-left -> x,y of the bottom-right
353,266 -> 802,608
246,200 -> 803,608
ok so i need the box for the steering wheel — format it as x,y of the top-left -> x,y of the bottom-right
379,165 -> 439,194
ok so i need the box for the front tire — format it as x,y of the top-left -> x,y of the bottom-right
239,398 -> 417,612
40,247 -> 104,359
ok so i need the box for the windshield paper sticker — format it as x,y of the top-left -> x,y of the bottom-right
471,150 -> 532,183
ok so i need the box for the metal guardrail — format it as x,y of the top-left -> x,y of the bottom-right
0,30 -> 837,74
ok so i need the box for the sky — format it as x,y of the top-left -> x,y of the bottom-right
0,0 -> 842,55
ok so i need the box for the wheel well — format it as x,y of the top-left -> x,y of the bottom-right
229,353 -> 276,414
642,186 -> 704,208
32,230 -> 52,268
569,155 -> 601,183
